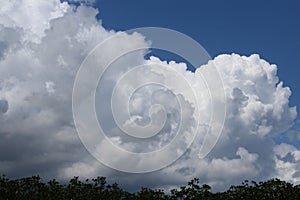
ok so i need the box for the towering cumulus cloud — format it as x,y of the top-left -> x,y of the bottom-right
0,0 -> 298,191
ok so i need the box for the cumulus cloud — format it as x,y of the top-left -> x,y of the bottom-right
0,0 -> 69,43
0,0 -> 298,192
274,143 -> 300,184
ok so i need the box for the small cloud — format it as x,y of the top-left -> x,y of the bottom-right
45,81 -> 55,94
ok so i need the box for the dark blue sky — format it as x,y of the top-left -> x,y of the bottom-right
94,0 -> 300,111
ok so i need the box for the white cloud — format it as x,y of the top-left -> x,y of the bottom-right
274,143 -> 300,185
0,0 -> 69,43
0,0 -> 298,192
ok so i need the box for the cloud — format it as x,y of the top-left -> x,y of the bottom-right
64,0 -> 96,5
0,0 -> 298,192
274,143 -> 300,184
0,0 -> 69,43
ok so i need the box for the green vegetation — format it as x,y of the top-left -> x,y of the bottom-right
1,175 -> 300,199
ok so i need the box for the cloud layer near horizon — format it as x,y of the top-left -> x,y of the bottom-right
0,0 -> 298,191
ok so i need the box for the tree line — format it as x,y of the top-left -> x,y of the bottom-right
1,175 -> 300,199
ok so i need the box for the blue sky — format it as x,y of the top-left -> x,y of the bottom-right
96,0 -> 300,109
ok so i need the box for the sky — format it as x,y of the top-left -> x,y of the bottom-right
0,0 -> 299,192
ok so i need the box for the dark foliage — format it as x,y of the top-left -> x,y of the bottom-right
1,175 -> 300,199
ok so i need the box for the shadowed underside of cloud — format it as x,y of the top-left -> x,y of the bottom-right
0,0 -> 298,191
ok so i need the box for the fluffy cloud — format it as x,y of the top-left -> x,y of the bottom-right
0,0 -> 69,43
0,0 -> 298,192
274,143 -> 300,184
